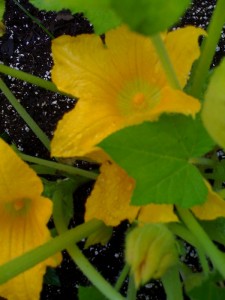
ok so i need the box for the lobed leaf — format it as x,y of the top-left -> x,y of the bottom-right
111,0 -> 191,35
100,115 -> 214,207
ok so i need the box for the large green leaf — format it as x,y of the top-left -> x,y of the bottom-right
99,115 -> 214,207
29,0 -> 121,34
110,0 -> 191,35
202,59 -> 225,149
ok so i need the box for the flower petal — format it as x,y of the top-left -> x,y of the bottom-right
192,181 -> 225,220
138,204 -> 178,223
51,96 -> 122,157
85,150 -> 139,226
0,139 -> 61,300
149,85 -> 201,119
51,26 -> 159,98
165,26 -> 206,88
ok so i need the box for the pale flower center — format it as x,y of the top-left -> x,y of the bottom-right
118,79 -> 161,117
132,93 -> 145,107
5,198 -> 31,215
14,199 -> 25,211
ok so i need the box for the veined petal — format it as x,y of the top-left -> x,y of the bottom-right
165,26 -> 206,88
149,85 -> 201,119
51,26 -> 159,98
138,204 -> 178,223
0,140 -> 43,202
85,150 -> 139,226
51,96 -> 123,158
0,139 -> 61,300
192,181 -> 225,220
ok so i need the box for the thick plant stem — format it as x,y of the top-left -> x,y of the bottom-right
168,223 -> 210,275
161,267 -> 183,300
177,207 -> 225,278
20,153 -> 98,180
126,274 -> 136,300
0,78 -> 50,150
0,219 -> 103,284
189,0 -> 225,98
151,34 -> 181,90
53,190 -> 125,300
0,64 -> 62,94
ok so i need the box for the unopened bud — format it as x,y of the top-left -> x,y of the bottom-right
125,223 -> 178,287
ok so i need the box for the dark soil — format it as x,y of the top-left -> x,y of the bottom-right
0,0 -> 224,299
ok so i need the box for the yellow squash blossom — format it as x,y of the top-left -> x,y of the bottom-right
51,25 -> 203,158
0,139 -> 61,300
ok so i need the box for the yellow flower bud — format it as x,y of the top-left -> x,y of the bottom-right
125,223 -> 178,287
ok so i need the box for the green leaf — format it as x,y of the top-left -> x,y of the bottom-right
78,286 -> 107,300
187,273 -> 225,300
99,115 -> 214,207
200,218 -> 225,246
111,0 -> 191,36
202,58 -> 225,149
29,0 -> 121,34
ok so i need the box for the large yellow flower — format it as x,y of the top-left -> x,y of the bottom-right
0,139 -> 61,300
51,25 -> 203,158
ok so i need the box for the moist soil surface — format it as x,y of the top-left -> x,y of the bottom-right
0,1 -> 224,299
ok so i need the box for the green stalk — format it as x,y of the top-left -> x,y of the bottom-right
0,64 -> 63,94
189,157 -> 214,167
151,34 -> 181,90
189,0 -> 225,98
0,219 -> 102,284
161,266 -> 183,300
0,78 -> 50,150
115,264 -> 130,291
20,153 -> 98,180
177,207 -> 225,278
12,0 -> 55,39
126,274 -> 136,300
168,223 -> 210,275
53,189 -> 125,300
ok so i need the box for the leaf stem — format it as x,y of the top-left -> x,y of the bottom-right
168,223 -> 210,275
161,266 -> 183,300
0,64 -> 64,94
126,274 -> 136,300
19,153 -> 98,180
189,157 -> 214,166
0,78 -> 50,150
53,189 -> 125,300
151,34 -> 181,90
12,0 -> 55,39
176,207 -> 225,278
114,264 -> 130,291
0,219 -> 103,284
189,0 -> 225,98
